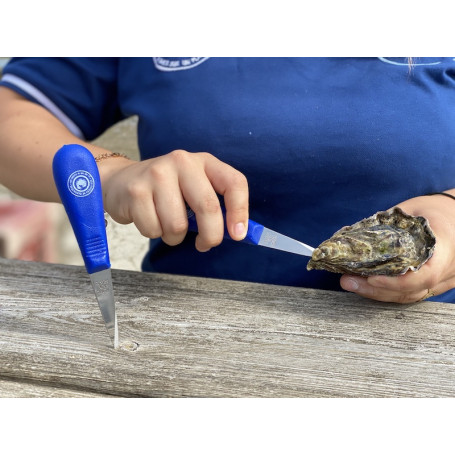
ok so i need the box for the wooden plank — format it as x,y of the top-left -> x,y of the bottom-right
0,378 -> 111,397
0,257 -> 454,397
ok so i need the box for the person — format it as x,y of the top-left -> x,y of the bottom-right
1,57 -> 455,304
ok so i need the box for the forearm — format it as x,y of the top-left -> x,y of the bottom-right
0,87 -> 111,202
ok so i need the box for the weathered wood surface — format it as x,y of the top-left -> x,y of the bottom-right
1,257 -> 454,397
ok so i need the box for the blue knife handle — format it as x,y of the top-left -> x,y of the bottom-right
52,144 -> 110,274
186,205 -> 264,245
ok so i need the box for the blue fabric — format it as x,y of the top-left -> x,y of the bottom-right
2,57 -> 455,303
1,57 -> 121,139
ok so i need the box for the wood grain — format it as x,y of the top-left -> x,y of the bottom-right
1,257 -> 454,397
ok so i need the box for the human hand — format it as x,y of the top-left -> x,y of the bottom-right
98,150 -> 249,252
340,193 -> 455,303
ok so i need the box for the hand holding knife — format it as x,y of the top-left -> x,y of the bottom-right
52,143 -> 313,348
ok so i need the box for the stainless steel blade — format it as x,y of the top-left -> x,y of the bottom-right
90,268 -> 118,348
258,227 -> 315,256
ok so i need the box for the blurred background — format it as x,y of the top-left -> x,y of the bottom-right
0,58 -> 149,271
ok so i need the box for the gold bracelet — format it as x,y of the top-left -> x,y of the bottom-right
94,152 -> 130,163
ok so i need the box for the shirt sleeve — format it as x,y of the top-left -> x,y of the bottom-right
0,57 -> 122,140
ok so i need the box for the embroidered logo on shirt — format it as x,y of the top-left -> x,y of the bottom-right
153,57 -> 209,72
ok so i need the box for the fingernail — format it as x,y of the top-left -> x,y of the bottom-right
234,222 -> 246,238
344,278 -> 359,292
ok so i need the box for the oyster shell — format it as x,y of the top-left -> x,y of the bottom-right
307,207 -> 436,276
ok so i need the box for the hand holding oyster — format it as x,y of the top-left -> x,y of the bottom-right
307,207 -> 436,276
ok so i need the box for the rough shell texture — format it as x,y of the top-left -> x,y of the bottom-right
307,207 -> 436,276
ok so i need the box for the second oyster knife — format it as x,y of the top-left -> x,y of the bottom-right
186,206 -> 315,257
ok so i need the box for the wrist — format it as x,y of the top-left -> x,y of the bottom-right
96,153 -> 135,186
425,190 -> 455,201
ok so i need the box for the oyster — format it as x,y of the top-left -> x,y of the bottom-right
307,207 -> 436,276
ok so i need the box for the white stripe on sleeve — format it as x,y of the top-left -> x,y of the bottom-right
1,73 -> 85,139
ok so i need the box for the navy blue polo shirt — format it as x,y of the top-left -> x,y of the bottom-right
2,57 -> 455,302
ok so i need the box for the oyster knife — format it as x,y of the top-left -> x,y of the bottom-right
52,144 -> 118,348
186,206 -> 315,256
